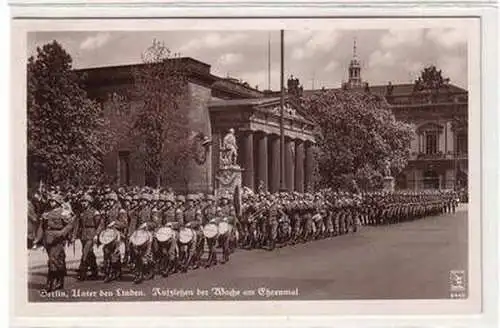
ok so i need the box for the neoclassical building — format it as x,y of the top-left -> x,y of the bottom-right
78,48 -> 467,193
78,58 -> 316,194
332,44 -> 468,190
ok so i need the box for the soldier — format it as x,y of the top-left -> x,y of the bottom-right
157,193 -> 179,276
202,194 -> 219,267
219,193 -> 237,261
182,194 -> 202,270
128,192 -> 155,283
33,193 -> 75,291
265,195 -> 282,251
72,194 -> 101,281
97,192 -> 128,283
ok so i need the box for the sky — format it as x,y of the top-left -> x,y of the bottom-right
28,28 -> 468,91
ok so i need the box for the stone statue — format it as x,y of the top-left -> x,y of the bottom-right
221,128 -> 238,167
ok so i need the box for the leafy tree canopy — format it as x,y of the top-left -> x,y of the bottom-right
28,40 -> 112,186
301,89 -> 415,191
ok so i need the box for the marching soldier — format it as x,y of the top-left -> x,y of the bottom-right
97,192 -> 128,283
33,192 -> 75,291
128,192 -> 155,283
202,194 -> 219,267
72,194 -> 101,281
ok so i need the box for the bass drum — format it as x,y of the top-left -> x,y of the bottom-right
203,223 -> 218,239
155,226 -> 175,242
99,228 -> 119,246
178,228 -> 194,244
130,229 -> 152,247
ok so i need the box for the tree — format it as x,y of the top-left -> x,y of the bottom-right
27,41 -> 112,186
301,89 -> 415,191
128,39 -> 192,188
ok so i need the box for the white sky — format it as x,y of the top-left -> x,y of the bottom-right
28,29 -> 467,91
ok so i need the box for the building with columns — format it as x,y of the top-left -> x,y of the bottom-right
78,57 -> 316,194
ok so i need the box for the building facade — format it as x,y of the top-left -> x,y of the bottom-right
78,58 -> 316,194
336,43 -> 468,190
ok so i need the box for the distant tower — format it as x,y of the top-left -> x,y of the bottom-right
347,38 -> 363,88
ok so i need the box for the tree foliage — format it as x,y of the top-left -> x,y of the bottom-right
301,89 -> 415,191
127,39 -> 192,187
27,41 -> 112,186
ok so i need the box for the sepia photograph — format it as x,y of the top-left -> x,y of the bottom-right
10,15 -> 488,321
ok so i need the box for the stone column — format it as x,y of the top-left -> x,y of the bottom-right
294,140 -> 305,192
304,142 -> 314,192
285,138 -> 295,191
241,131 -> 254,190
256,132 -> 269,191
268,134 -> 281,193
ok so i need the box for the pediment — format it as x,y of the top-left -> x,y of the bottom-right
256,98 -> 309,122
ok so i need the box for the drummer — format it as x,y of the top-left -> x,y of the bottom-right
181,194 -> 200,271
202,194 -> 218,268
156,193 -> 179,276
127,192 -> 155,284
96,192 -> 128,283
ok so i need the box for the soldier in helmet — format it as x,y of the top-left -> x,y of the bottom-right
156,193 -> 179,276
182,194 -> 203,270
202,194 -> 218,267
96,192 -> 128,283
128,192 -> 155,283
33,192 -> 75,291
72,193 -> 101,281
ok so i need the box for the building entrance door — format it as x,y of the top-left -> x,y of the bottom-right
423,169 -> 439,189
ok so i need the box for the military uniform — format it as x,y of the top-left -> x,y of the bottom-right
97,193 -> 128,282
128,193 -> 155,283
72,194 -> 101,280
202,195 -> 219,267
34,194 -> 74,291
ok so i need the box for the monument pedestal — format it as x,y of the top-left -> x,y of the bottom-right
383,176 -> 395,192
215,165 -> 243,198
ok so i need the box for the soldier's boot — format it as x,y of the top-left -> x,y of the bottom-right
89,264 -> 99,280
114,262 -> 122,280
144,263 -> 154,281
77,263 -> 87,281
45,272 -> 55,292
53,272 -> 64,291
133,263 -> 144,284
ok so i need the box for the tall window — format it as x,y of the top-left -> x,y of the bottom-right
425,132 -> 438,155
456,133 -> 468,155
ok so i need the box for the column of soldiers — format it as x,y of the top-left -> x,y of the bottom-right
29,184 -> 460,291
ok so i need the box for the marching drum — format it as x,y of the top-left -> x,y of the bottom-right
178,228 -> 194,244
99,228 -> 119,245
155,226 -> 175,242
203,223 -> 219,239
218,219 -> 232,235
130,229 -> 152,247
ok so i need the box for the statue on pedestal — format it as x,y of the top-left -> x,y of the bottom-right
220,128 -> 238,167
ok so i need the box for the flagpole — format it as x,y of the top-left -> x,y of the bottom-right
268,32 -> 271,91
279,29 -> 286,192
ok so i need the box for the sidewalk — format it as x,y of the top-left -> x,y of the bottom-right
28,240 -> 103,272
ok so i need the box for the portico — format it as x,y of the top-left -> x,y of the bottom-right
209,97 -> 316,193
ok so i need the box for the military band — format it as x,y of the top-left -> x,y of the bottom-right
29,184 -> 461,291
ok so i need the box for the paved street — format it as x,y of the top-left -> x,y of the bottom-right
28,206 -> 467,302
